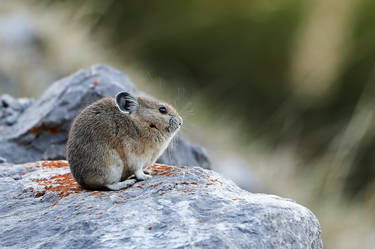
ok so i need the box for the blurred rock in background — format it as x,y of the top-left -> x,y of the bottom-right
214,157 -> 261,193
0,13 -> 57,97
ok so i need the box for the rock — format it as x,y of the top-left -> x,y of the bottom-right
0,160 -> 322,249
0,94 -> 34,126
0,65 -> 210,169
156,133 -> 211,169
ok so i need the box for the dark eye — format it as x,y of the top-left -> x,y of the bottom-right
159,106 -> 167,114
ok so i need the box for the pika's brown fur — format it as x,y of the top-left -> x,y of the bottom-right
66,92 -> 182,190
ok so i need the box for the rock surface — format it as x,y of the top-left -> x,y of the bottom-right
0,161 -> 322,249
0,65 -> 210,168
0,94 -> 34,126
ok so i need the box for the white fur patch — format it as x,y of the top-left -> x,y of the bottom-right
106,150 -> 124,183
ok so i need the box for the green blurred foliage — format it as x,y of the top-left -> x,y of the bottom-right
41,0 -> 375,198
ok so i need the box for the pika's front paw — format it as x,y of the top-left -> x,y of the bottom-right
135,170 -> 152,181
143,169 -> 152,175
142,174 -> 152,180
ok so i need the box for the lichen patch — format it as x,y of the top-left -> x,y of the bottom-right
32,172 -> 81,201
30,122 -> 59,137
38,160 -> 69,168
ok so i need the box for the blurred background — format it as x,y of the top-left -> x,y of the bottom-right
0,0 -> 374,248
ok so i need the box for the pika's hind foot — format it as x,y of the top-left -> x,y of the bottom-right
105,179 -> 136,190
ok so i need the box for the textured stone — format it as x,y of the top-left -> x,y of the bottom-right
0,65 -> 210,169
0,94 -> 33,126
0,161 -> 322,249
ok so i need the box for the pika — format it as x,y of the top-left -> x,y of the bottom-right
67,92 -> 182,190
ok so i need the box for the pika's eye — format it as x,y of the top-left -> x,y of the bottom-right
159,106 -> 167,114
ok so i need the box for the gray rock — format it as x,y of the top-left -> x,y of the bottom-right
0,94 -> 34,126
0,161 -> 322,249
0,65 -> 211,168
156,133 -> 211,169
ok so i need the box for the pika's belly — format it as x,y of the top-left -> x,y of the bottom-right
127,150 -> 159,170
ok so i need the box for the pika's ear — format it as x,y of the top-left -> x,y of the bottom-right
115,92 -> 138,114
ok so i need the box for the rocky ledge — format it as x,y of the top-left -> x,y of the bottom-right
0,161 -> 322,249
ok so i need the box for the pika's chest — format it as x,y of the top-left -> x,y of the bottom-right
121,136 -> 171,168
126,147 -> 161,167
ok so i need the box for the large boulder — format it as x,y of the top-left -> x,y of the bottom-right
0,160 -> 322,249
0,65 -> 210,168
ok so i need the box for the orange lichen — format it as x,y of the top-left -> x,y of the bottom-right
137,186 -> 143,189
232,198 -> 245,201
89,191 -> 101,196
35,191 -> 46,198
148,164 -> 172,173
30,124 -> 42,136
87,206 -> 93,209
33,172 -> 81,204
209,179 -> 222,184
41,161 -> 69,168
56,217 -> 60,220
197,220 -> 204,223
30,123 -> 59,136
159,172 -> 174,176
178,181 -> 198,185
48,127 -> 59,135
93,80 -> 99,86
153,165 -> 172,171
145,164 -> 179,178
96,212 -> 103,215
148,226 -> 153,230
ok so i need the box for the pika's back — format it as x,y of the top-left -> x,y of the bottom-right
68,98 -> 117,142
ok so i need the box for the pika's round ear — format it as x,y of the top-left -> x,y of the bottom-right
115,92 -> 138,114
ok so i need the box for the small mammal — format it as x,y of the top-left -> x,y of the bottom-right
67,92 -> 182,190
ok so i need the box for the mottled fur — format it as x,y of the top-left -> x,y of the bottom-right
67,93 -> 182,190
